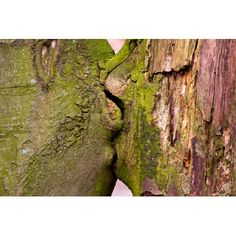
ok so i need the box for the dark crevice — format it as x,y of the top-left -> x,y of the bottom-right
110,152 -> 118,177
141,191 -> 164,196
104,89 -> 125,120
149,63 -> 192,82
169,88 -> 175,146
103,90 -> 125,194
103,88 -> 128,195
192,39 -> 199,64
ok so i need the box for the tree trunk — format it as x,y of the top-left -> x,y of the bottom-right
0,39 -> 235,196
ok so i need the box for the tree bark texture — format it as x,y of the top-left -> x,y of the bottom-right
0,39 -> 235,196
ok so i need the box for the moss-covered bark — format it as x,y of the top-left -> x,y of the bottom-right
0,40 -> 120,195
109,39 -> 236,196
1,39 -> 236,196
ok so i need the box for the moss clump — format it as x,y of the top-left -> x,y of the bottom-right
100,40 -> 138,81
138,109 -> 161,182
156,155 -> 169,191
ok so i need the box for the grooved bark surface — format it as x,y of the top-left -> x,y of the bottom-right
0,40 -> 119,195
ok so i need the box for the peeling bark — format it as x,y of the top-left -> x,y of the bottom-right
109,39 -> 236,196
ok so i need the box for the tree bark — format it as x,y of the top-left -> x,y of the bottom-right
0,39 -> 235,196
0,39 -> 121,195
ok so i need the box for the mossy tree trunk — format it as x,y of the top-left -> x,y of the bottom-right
0,39 -> 120,195
0,39 -> 235,196
111,39 -> 236,196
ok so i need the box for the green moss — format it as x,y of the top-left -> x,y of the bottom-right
137,109 -> 161,181
114,40 -> 166,195
0,133 -> 17,194
156,156 -> 169,191
75,39 -> 114,79
167,165 -> 184,195
100,40 -> 138,81
0,44 -> 37,195
21,40 -> 121,196
115,159 -> 141,196
93,145 -> 117,196
82,39 -> 114,61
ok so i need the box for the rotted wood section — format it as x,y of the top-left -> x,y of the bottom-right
111,39 -> 236,196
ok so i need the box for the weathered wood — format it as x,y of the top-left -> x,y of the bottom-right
111,39 -> 236,196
